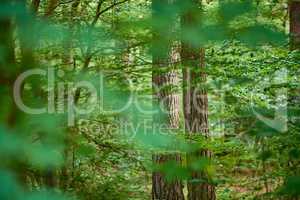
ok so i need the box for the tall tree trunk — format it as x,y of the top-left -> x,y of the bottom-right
181,0 -> 216,199
0,1 -> 16,87
0,0 -> 30,186
152,0 -> 184,199
288,6 -> 300,200
0,1 -> 17,128
289,1 -> 300,132
289,0 -> 300,50
152,50 -> 184,200
60,0 -> 81,190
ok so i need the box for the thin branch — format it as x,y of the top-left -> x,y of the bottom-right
91,0 -> 105,26
91,0 -> 130,26
59,0 -> 76,5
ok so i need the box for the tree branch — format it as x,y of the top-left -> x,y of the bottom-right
91,0 -> 130,26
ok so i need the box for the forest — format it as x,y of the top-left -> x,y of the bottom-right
0,0 -> 300,199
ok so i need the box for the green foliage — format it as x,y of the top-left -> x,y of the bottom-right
0,0 -> 299,199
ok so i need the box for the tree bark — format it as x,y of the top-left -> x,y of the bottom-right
152,52 -> 184,200
0,1 -> 16,86
45,0 -> 60,17
289,0 -> 300,50
289,1 -> 300,131
181,0 -> 216,199
152,0 -> 184,199
288,4 -> 300,200
152,154 -> 184,200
